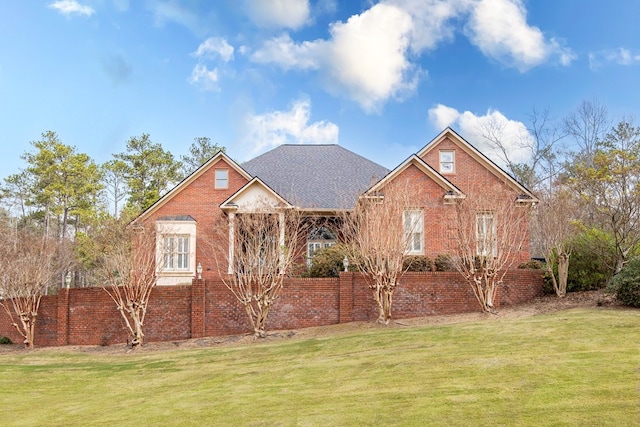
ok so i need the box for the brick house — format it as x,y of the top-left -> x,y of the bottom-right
136,127 -> 537,285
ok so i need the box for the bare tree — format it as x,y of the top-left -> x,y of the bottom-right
449,184 -> 530,312
0,226 -> 60,348
95,219 -> 158,348
210,200 -> 308,338
563,97 -> 610,164
341,181 -> 418,324
535,190 -> 576,297
479,107 -> 564,191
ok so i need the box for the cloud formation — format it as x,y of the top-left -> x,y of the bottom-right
244,0 -> 310,30
464,0 -> 575,71
192,37 -> 234,62
589,47 -> 640,69
49,0 -> 95,16
251,3 -> 418,112
428,103 -> 532,168
188,64 -> 220,91
249,0 -> 573,112
241,99 -> 339,158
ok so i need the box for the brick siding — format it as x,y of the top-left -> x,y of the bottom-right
0,270 -> 544,347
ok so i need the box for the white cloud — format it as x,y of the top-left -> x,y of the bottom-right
249,0 -> 573,112
244,0 -> 310,30
589,47 -> 640,69
192,37 -> 234,62
250,33 -> 321,70
387,0 -> 464,52
464,0 -> 574,71
188,64 -> 220,91
48,0 -> 95,16
324,3 -> 417,112
241,99 -> 339,158
251,3 -> 418,112
428,104 -> 532,168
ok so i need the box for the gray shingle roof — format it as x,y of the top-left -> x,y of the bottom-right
241,144 -> 389,209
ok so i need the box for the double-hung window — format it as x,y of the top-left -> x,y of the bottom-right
476,211 -> 496,257
404,210 -> 423,254
163,235 -> 190,270
439,150 -> 455,174
215,169 -> 229,189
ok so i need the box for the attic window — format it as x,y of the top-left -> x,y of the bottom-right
215,169 -> 228,189
439,150 -> 455,174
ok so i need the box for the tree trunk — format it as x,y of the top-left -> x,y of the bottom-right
557,252 -> 569,297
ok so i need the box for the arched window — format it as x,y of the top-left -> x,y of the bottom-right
307,226 -> 336,264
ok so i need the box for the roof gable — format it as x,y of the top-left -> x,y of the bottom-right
136,151 -> 251,222
366,154 -> 465,200
417,127 -> 537,201
220,177 -> 291,211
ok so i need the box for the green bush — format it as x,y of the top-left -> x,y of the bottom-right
608,258 -> 640,307
306,245 -> 347,278
0,336 -> 12,345
403,255 -> 432,272
566,228 -> 616,291
434,254 -> 456,272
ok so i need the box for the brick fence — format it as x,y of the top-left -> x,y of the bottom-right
0,270 -> 544,347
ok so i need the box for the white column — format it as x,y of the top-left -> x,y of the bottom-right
228,212 -> 235,275
278,211 -> 285,273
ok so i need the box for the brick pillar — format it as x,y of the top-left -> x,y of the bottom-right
191,279 -> 206,338
338,272 -> 354,323
56,287 -> 70,346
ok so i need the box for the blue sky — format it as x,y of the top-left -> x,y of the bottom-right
1,0 -> 639,180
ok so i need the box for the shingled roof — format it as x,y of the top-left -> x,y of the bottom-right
242,144 -> 389,210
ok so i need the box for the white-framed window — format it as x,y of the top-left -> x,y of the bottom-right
156,219 -> 197,285
215,169 -> 228,189
476,211 -> 496,257
404,210 -> 423,254
307,227 -> 336,265
439,150 -> 455,174
163,235 -> 190,270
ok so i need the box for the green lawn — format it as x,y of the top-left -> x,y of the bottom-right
1,308 -> 639,426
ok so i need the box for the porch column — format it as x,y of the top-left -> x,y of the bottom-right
228,212 -> 235,274
278,211 -> 285,273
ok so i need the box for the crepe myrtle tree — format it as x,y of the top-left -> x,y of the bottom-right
210,199 -> 309,338
0,226 -> 61,348
535,189 -> 576,297
449,184 -> 531,313
341,181 -> 419,324
95,218 -> 159,348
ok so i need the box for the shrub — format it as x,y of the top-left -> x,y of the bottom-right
0,336 -> 12,345
306,245 -> 347,278
566,228 -> 616,291
608,258 -> 640,307
518,259 -> 544,269
403,255 -> 432,272
434,254 -> 456,272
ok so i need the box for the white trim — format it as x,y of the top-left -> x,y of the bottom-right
156,220 -> 197,285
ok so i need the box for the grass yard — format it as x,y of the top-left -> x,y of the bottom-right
0,308 -> 639,426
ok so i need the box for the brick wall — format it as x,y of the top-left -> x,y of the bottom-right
0,270 -> 544,347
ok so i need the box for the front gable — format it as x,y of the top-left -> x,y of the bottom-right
366,154 -> 465,203
417,128 -> 537,202
220,177 -> 292,212
136,151 -> 252,223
